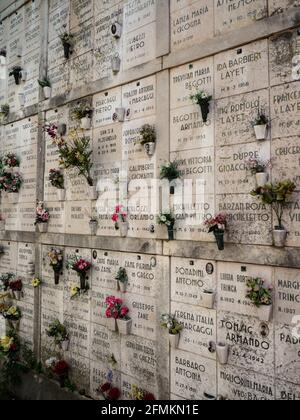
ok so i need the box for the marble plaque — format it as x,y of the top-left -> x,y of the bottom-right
46,202 -> 65,234
216,89 -> 270,147
64,317 -> 90,358
5,122 -> 20,150
269,0 -> 299,16
214,0 -> 267,35
64,165 -> 93,200
17,242 -> 35,274
275,268 -> 300,325
90,360 -> 121,400
122,116 -> 156,161
124,0 -> 156,33
68,352 -> 90,392
217,193 -> 272,245
218,262 -> 273,317
218,311 -> 275,376
18,300 -> 34,348
276,380 -> 300,401
24,20 -> 40,56
22,49 -> 40,81
122,22 -> 156,70
216,141 -> 270,194
9,9 -> 24,38
18,203 -> 36,232
271,82 -> 300,139
122,76 -> 156,120
91,287 -> 122,327
215,40 -> 269,99
171,0 -> 214,52
48,4 -> 70,43
171,257 -> 216,307
65,201 -> 91,235
41,278 -> 64,315
19,144 -> 37,174
126,293 -> 157,340
41,308 -> 63,360
121,335 -> 158,385
18,174 -> 37,203
48,64 -> 70,98
48,38 -> 66,70
171,349 -> 217,400
0,241 -> 18,271
218,365 -> 275,400
283,192 -> 300,247
1,204 -> 19,232
91,250 -> 122,291
70,0 -> 94,29
20,116 -> 38,147
69,51 -> 93,89
93,124 -> 122,164
93,88 -> 122,128
272,136 -> 300,190
72,20 -> 94,58
171,301 -> 216,358
90,322 -> 121,364
275,324 -> 300,385
63,287 -> 91,322
121,373 -> 158,400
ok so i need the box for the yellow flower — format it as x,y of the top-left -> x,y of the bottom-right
0,336 -> 13,352
71,285 -> 80,298
32,278 -> 41,288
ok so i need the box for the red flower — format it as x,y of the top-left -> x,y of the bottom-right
100,383 -> 111,393
143,393 -> 156,400
53,360 -> 69,376
107,387 -> 121,400
10,343 -> 18,351
112,213 -> 118,223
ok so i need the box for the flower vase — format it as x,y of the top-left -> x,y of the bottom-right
167,224 -> 175,241
57,189 -> 66,201
13,290 -> 22,301
119,221 -> 129,237
257,305 -> 273,322
38,223 -> 48,233
111,56 -> 121,73
200,101 -> 210,123
116,318 -> 132,335
63,42 -> 72,59
256,172 -> 268,188
214,230 -> 224,251
273,228 -> 287,248
43,87 -> 52,100
144,142 -> 156,157
216,343 -> 229,365
169,333 -> 180,349
81,117 -> 91,130
79,273 -> 87,290
118,281 -> 127,293
254,125 -> 268,140
106,317 -> 117,332
61,340 -> 70,352
200,290 -> 215,309
54,271 -> 60,286
89,220 -> 98,236
115,108 -> 126,122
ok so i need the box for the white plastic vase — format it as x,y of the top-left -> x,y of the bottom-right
200,291 -> 215,309
81,117 -> 91,130
254,125 -> 268,140
43,87 -> 52,99
89,221 -> 98,236
61,340 -> 70,352
169,333 -> 180,349
119,221 -> 129,237
257,305 -> 273,322
118,281 -> 127,293
117,318 -> 132,335
115,108 -> 126,122
144,142 -> 156,157
256,172 -> 268,188
273,228 -> 287,248
111,56 -> 121,73
216,343 -> 229,365
57,189 -> 66,201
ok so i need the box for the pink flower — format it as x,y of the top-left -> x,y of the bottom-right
112,214 -> 118,223
115,205 -> 122,213
106,308 -> 112,318
121,307 -> 129,317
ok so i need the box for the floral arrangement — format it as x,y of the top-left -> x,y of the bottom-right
112,205 -> 127,230
71,104 -> 93,120
0,104 -> 10,118
115,267 -> 128,285
48,248 -> 63,274
31,277 -> 41,288
246,278 -> 273,307
38,77 -> 51,88
100,383 -> 121,401
251,180 -> 296,229
2,153 -> 20,168
253,112 -> 269,126
46,320 -> 69,345
0,273 -> 14,292
59,32 -> 73,46
9,279 -> 22,292
105,296 -> 129,320
205,213 -> 227,233
160,161 -> 180,182
35,202 -> 50,225
160,314 -> 183,335
157,213 -> 175,228
67,254 -> 92,275
52,360 -> 70,379
0,333 -> 19,356
45,357 -> 58,370
2,306 -> 21,321
49,169 -> 64,189
0,172 -> 22,192
9,66 -> 22,85
44,123 -> 58,140
130,385 -> 156,401
70,285 -> 81,299
138,124 -> 156,145
190,90 -> 212,105
245,158 -> 272,175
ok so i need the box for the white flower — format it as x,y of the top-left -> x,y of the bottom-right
45,357 -> 58,368
218,224 -> 225,230
202,93 -> 208,99
166,221 -> 171,227
160,216 -> 167,223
